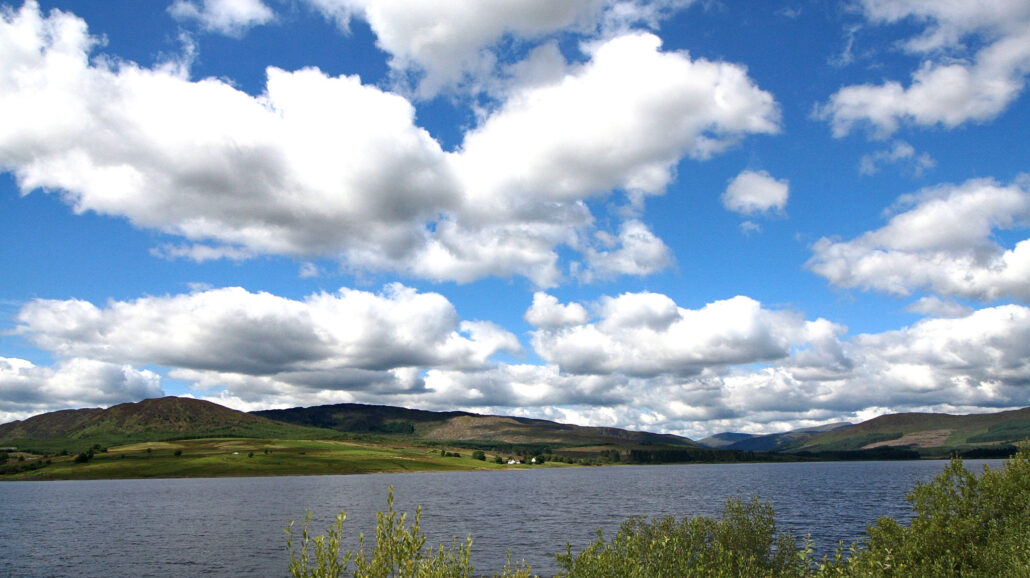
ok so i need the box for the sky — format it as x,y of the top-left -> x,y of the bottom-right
1,0 -> 1029,439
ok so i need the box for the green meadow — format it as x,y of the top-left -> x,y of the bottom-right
2,438 -> 544,480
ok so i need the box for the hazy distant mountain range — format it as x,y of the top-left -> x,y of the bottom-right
696,423 -> 853,452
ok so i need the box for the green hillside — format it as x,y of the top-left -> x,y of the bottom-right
781,406 -> 1030,457
1,437 -> 522,481
0,396 -> 345,453
253,403 -> 473,435
255,402 -> 699,450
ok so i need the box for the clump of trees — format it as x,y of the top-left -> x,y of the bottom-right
0,451 -> 51,476
288,445 -> 1030,577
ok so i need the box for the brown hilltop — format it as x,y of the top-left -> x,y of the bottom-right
89,396 -> 272,433
0,396 -> 319,443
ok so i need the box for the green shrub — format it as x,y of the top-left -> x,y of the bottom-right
287,486 -> 477,577
555,496 -> 812,577
817,444 -> 1030,577
287,509 -> 351,578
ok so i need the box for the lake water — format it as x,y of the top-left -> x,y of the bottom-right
0,459 -> 1003,577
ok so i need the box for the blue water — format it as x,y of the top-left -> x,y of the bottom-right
0,459 -> 1003,576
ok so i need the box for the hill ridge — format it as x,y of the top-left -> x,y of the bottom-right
255,402 -> 699,447
783,406 -> 1030,455
0,396 -> 342,452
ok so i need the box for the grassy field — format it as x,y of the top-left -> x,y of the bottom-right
1,438 -> 562,480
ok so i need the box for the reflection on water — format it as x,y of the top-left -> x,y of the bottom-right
0,459 -> 1002,576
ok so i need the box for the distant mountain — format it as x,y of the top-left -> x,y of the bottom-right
696,432 -> 756,449
255,402 -> 699,449
699,407 -> 1030,457
780,407 -> 1030,457
0,397 -> 340,451
700,422 -> 852,453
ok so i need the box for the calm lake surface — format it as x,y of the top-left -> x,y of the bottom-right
0,459 -> 1003,577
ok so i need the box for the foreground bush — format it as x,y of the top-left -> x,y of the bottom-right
288,445 -> 1030,577
286,487 -> 482,578
555,496 -> 812,577
819,444 -> 1030,577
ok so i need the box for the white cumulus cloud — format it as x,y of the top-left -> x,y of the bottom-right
905,296 -> 973,318
577,220 -> 674,282
302,0 -> 694,97
15,284 -> 520,400
0,357 -> 163,422
808,177 -> 1030,301
527,291 -> 827,378
0,4 -> 778,288
818,0 -> 1030,137
722,170 -> 789,216
169,0 -> 274,36
525,292 -> 590,330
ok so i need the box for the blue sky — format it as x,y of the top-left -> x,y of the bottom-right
1,0 -> 1029,438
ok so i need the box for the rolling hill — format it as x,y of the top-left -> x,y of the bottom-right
0,396 -> 343,452
254,402 -> 699,449
779,407 -> 1030,457
2,397 -> 699,457
2,397 -> 724,479
6,397 -> 1029,466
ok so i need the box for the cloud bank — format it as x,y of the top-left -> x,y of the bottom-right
9,281 -> 1030,438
